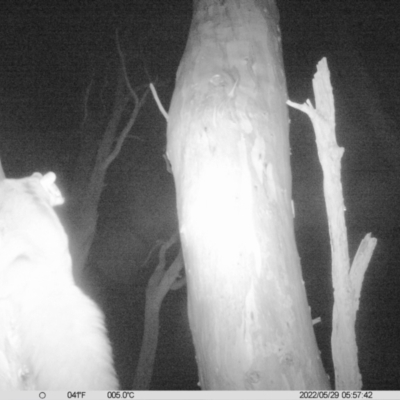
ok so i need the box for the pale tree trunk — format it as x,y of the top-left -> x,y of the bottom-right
167,0 -> 330,390
288,59 -> 377,390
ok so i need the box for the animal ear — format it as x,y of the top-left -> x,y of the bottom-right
39,172 -> 65,206
0,159 -> 5,181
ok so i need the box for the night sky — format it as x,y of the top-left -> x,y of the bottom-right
1,0 -> 399,391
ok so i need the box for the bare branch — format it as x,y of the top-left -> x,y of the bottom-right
150,82 -> 169,121
150,231 -> 179,283
350,233 -> 377,310
147,247 -> 185,306
170,274 -> 186,291
163,250 -> 185,290
139,240 -> 163,269
312,317 -> 321,325
115,28 -> 139,105
81,76 -> 94,130
103,88 -> 149,171
0,159 -> 5,180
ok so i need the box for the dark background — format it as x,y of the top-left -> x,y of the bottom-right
0,0 -> 399,390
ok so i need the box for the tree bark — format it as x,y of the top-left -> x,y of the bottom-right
167,0 -> 330,390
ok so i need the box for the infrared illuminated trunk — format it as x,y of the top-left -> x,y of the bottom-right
167,0 -> 330,389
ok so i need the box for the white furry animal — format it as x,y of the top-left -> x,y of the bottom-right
0,171 -> 119,390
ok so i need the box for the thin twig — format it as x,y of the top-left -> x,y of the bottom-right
150,82 -> 169,121
116,28 -> 139,105
103,88 -> 149,170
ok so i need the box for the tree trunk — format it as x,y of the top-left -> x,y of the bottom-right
288,59 -> 377,389
167,0 -> 330,390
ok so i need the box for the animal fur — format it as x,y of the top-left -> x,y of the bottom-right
0,172 -> 118,390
